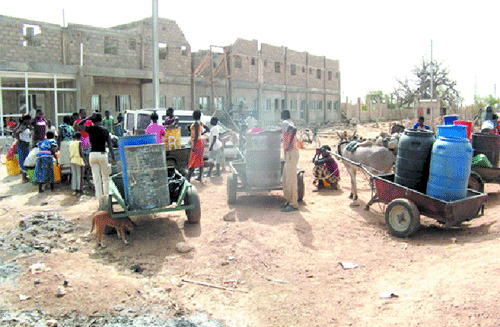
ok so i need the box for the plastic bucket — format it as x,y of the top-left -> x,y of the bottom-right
453,120 -> 472,140
443,115 -> 458,125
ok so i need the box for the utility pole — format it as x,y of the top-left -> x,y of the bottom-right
210,45 -> 215,115
430,40 -> 433,101
152,0 -> 160,108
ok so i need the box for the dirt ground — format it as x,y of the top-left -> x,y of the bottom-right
1,121 -> 500,327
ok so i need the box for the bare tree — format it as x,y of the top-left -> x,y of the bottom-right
392,58 -> 462,108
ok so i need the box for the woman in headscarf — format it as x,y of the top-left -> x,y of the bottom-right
312,145 -> 340,192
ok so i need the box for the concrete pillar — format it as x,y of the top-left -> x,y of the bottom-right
76,68 -> 94,110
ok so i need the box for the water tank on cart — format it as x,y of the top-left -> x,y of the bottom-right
245,130 -> 282,188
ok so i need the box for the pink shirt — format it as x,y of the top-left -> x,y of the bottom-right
145,123 -> 166,144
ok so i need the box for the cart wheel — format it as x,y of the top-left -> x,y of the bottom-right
184,186 -> 201,224
227,173 -> 237,204
297,171 -> 304,202
385,199 -> 420,238
468,171 -> 484,193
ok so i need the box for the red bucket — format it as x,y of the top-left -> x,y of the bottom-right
453,120 -> 472,140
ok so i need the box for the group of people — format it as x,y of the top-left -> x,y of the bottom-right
142,109 -> 223,183
12,108 -> 117,209
11,105 -> 341,213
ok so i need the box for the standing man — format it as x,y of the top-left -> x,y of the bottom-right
280,110 -> 299,212
79,112 -> 115,210
102,110 -> 114,134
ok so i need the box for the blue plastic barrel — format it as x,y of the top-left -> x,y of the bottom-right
443,115 -> 458,125
426,135 -> 472,201
118,135 -> 156,201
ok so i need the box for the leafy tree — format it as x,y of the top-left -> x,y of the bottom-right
475,94 -> 500,110
366,90 -> 385,104
392,58 -> 461,108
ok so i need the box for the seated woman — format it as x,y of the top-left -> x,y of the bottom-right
312,145 -> 340,192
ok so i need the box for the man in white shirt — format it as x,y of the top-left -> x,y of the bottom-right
207,117 -> 223,177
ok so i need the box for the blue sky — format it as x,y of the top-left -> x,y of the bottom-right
3,0 -> 499,105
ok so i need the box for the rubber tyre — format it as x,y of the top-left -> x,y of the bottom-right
385,199 -> 420,238
468,171 -> 485,193
184,186 -> 201,224
227,173 -> 237,204
297,171 -> 305,202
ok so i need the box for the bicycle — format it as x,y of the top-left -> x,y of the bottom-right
299,128 -> 320,148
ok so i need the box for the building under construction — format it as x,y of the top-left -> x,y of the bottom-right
0,15 -> 341,129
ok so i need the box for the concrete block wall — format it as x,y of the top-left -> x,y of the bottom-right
65,24 -> 141,69
0,16 -> 63,65
261,43 -> 286,86
130,18 -> 191,76
230,39 -> 259,83
286,49 -> 308,88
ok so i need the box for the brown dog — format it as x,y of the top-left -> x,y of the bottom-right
89,211 -> 134,247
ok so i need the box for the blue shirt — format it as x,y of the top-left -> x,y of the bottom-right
413,122 -> 430,130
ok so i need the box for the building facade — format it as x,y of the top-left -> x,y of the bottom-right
0,15 -> 340,130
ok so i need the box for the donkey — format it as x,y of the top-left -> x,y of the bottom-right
337,141 -> 396,207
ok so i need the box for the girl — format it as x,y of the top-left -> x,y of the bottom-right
34,131 -> 58,193
69,132 -> 87,195
14,114 -> 32,182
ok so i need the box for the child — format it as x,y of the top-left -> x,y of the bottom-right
69,132 -> 87,195
207,116 -> 222,177
34,131 -> 58,193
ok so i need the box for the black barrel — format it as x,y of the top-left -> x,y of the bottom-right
395,129 -> 435,193
472,133 -> 500,168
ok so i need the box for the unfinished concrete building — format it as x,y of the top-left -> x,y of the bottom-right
0,15 -> 340,130
192,39 -> 341,126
